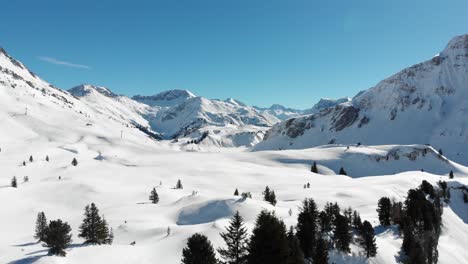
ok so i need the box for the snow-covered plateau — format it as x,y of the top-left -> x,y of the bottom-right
0,36 -> 467,264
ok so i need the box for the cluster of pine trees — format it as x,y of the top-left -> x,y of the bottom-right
181,198 -> 377,264
376,180 -> 445,264
262,186 -> 277,206
33,203 -> 113,256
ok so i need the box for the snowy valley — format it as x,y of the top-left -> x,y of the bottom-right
1,35 -> 468,264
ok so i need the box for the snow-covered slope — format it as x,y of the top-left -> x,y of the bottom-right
68,84 -> 157,130
255,34 -> 468,165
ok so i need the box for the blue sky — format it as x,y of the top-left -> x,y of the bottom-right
2,0 -> 468,109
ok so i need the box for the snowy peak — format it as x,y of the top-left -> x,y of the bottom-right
441,34 -> 468,57
132,89 -> 196,107
254,104 -> 303,120
69,84 -> 117,98
224,98 -> 246,107
304,97 -> 351,115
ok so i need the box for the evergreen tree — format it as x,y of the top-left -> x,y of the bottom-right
43,219 -> 72,256
34,212 -> 48,242
262,186 -> 277,206
176,179 -> 183,189
234,188 -> 239,196
247,210 -> 289,264
286,226 -> 304,264
181,233 -> 217,264
338,167 -> 347,176
218,211 -> 249,264
296,198 -> 318,259
78,203 -> 112,244
352,210 -> 362,230
377,197 -> 392,226
71,158 -> 78,166
23,161 -> 26,166
23,176 -> 29,182
311,162 -> 318,173
313,237 -> 329,264
11,176 -> 17,188
29,155 -> 33,162
319,211 -> 331,234
46,155 -> 49,162
149,188 -> 159,204
241,192 -> 252,199
449,170 -> 454,179
358,221 -> 377,258
333,214 -> 351,253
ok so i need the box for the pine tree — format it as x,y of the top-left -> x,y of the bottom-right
377,197 -> 392,226
262,186 -> 277,206
313,237 -> 329,264
43,219 -> 72,256
23,161 -> 26,166
449,170 -> 454,179
29,155 -> 33,162
247,210 -> 289,264
333,214 -> 351,253
11,176 -> 17,188
34,212 -> 48,241
311,162 -> 318,173
78,203 -> 112,244
71,158 -> 78,166
218,211 -> 249,264
352,210 -> 362,230
338,167 -> 347,175
358,221 -> 377,258
234,188 -> 239,196
46,155 -> 50,162
182,233 -> 217,264
149,188 -> 159,204
176,179 -> 183,189
286,226 -> 304,264
296,198 -> 319,259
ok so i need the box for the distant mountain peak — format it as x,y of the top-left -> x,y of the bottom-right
224,98 -> 246,107
132,89 -> 196,107
442,34 -> 468,55
69,84 -> 117,98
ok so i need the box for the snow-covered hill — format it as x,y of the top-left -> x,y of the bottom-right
255,34 -> 468,165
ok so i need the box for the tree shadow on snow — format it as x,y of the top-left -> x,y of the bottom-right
12,241 -> 40,247
8,255 -> 46,264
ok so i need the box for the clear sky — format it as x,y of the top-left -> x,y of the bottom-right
2,0 -> 468,109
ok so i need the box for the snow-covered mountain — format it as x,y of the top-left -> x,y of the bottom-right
68,84 -> 157,130
303,97 -> 351,115
255,34 -> 468,165
146,95 -> 279,142
254,104 -> 304,120
132,89 -> 196,108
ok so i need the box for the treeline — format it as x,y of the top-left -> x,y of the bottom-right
181,197 -> 377,264
377,180 -> 447,264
